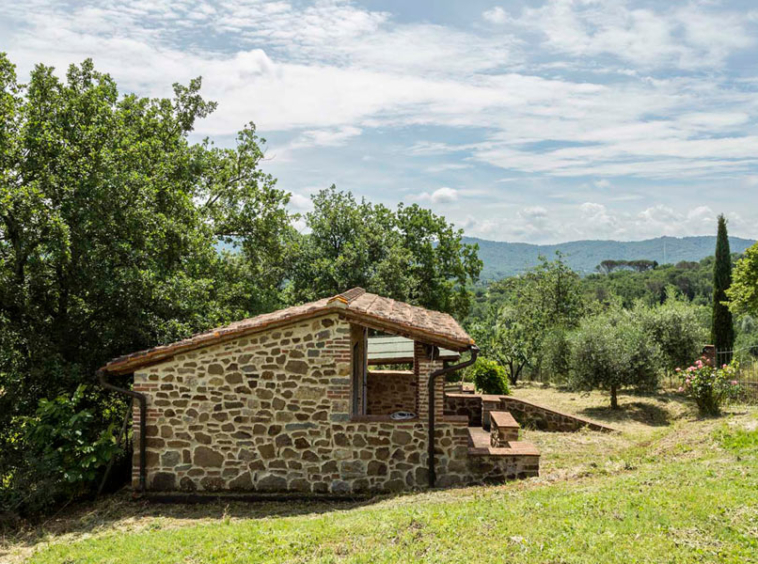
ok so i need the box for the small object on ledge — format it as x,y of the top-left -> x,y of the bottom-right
390,410 -> 416,421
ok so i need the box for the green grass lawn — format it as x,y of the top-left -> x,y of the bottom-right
6,388 -> 758,563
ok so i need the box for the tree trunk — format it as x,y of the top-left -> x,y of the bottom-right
610,385 -> 619,409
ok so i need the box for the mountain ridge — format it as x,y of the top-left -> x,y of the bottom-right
463,235 -> 756,279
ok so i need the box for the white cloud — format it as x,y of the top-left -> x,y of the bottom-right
594,179 -> 611,189
288,193 -> 313,212
286,126 -> 363,151
483,7 -> 509,24
2,0 -> 758,244
425,163 -> 473,173
416,187 -> 459,204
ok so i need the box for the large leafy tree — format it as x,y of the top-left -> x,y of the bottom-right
0,55 -> 292,513
472,254 -> 585,384
729,243 -> 758,318
711,215 -> 735,359
288,186 -> 481,319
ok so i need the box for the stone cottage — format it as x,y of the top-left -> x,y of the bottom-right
99,288 -> 540,496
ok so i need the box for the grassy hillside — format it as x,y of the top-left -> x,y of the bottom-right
7,387 -> 757,564
466,235 -> 756,279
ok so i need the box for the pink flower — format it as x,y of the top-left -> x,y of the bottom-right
723,364 -> 728,369
677,387 -> 684,392
731,380 -> 738,386
696,360 -> 703,368
675,367 -> 681,373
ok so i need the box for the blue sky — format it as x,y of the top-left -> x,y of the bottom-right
2,0 -> 758,243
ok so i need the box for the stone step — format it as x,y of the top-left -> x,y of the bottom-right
490,411 -> 520,446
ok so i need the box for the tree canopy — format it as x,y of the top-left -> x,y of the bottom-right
711,214 -> 735,356
0,55 -> 294,513
288,185 -> 482,319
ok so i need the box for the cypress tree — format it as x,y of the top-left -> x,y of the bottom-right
711,214 -> 735,362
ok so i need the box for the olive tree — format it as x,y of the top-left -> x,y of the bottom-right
569,309 -> 659,409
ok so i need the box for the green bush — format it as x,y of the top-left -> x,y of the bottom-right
469,357 -> 510,395
569,309 -> 659,408
0,386 -> 121,517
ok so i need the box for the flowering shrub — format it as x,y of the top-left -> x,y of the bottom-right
677,359 -> 741,416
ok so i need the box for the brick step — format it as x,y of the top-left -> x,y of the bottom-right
490,410 -> 520,446
466,427 -> 540,457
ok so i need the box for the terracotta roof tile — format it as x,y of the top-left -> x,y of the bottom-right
103,288 -> 474,374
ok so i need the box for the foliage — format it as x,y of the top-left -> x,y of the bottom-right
636,294 -> 707,375
468,357 -> 510,395
288,186 -> 481,319
0,55 -> 293,515
469,254 -> 584,384
729,242 -> 758,318
569,309 -> 659,408
1,386 -> 121,515
677,360 -> 741,416
539,327 -> 572,384
711,215 -> 735,358
597,259 -> 658,274
580,256 -> 716,307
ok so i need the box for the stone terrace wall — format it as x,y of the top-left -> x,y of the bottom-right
132,314 -> 496,494
444,393 -> 613,433
366,371 -> 416,416
498,397 -> 613,432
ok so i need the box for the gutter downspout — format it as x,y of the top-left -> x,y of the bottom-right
427,344 -> 479,488
97,369 -> 147,495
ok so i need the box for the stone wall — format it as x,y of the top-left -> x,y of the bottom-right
444,393 -> 613,433
498,397 -> 614,432
444,393 -> 483,426
366,370 -> 416,416
131,313 -> 509,494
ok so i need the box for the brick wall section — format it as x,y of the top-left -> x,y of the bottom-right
366,371 -> 416,415
130,313 -> 527,494
414,342 -> 444,421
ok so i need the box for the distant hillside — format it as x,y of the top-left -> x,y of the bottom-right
464,235 -> 756,280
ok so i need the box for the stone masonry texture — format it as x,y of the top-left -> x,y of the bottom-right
132,313 -> 532,494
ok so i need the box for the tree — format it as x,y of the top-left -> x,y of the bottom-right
711,215 -> 735,360
569,309 -> 659,409
637,292 -> 707,375
0,55 -> 292,514
485,254 -> 585,384
288,186 -> 481,319
728,242 -> 758,319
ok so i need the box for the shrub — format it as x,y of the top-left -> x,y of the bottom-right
469,357 -> 510,395
569,309 -> 659,408
677,360 -> 741,416
0,386 -> 121,517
